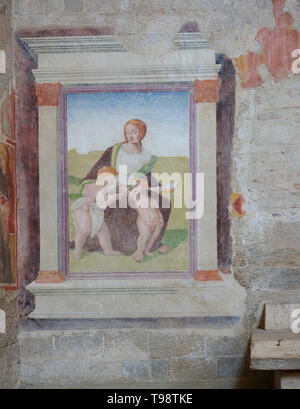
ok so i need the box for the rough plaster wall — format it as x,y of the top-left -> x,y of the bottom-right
12,0 -> 275,57
14,38 -> 39,319
11,0 -> 300,387
233,68 -> 300,328
0,0 -> 20,389
0,291 -> 19,388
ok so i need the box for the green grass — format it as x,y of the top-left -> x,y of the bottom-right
68,175 -> 82,185
69,229 -> 189,273
68,149 -> 104,179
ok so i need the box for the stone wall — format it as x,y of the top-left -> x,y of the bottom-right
20,319 -> 274,388
8,0 -> 300,388
0,291 -> 19,388
0,0 -> 20,389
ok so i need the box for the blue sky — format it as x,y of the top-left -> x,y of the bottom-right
67,91 -> 190,157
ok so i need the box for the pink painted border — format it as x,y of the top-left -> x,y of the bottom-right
59,84 -> 197,280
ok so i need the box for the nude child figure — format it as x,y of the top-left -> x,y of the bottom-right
129,176 -> 164,263
72,166 -> 121,260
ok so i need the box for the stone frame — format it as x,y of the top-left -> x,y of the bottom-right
20,32 -> 246,319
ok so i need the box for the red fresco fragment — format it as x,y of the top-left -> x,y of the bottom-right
234,52 -> 265,88
235,0 -> 300,88
231,193 -> 246,218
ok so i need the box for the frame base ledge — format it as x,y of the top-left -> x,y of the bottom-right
27,273 -> 246,319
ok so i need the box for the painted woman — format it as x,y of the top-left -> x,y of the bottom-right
80,119 -> 171,255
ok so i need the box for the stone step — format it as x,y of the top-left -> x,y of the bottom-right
265,303 -> 300,330
275,371 -> 300,389
25,276 -> 246,320
250,329 -> 300,370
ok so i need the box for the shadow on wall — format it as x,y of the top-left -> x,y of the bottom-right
216,54 -> 235,273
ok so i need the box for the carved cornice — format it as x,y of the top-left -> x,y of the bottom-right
21,33 -> 210,61
20,33 -> 219,85
32,66 -> 220,85
173,33 -> 210,49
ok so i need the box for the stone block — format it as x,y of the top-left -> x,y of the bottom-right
265,304 -> 300,330
22,329 -> 153,363
123,359 -> 168,382
206,336 -> 248,357
217,357 -> 248,378
58,330 -> 104,360
20,331 -> 57,359
168,358 -> 216,382
149,332 -> 205,359
250,329 -> 300,370
103,330 -> 148,361
251,358 -> 300,371
21,359 -> 123,386
265,304 -> 290,330
277,371 -> 300,389
20,329 -> 108,385
20,328 -> 150,386
269,272 -> 300,289
0,344 -> 20,389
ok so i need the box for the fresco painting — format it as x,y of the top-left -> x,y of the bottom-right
66,90 -> 193,274
1,88 -> 15,141
0,142 -> 16,288
0,88 -> 17,289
